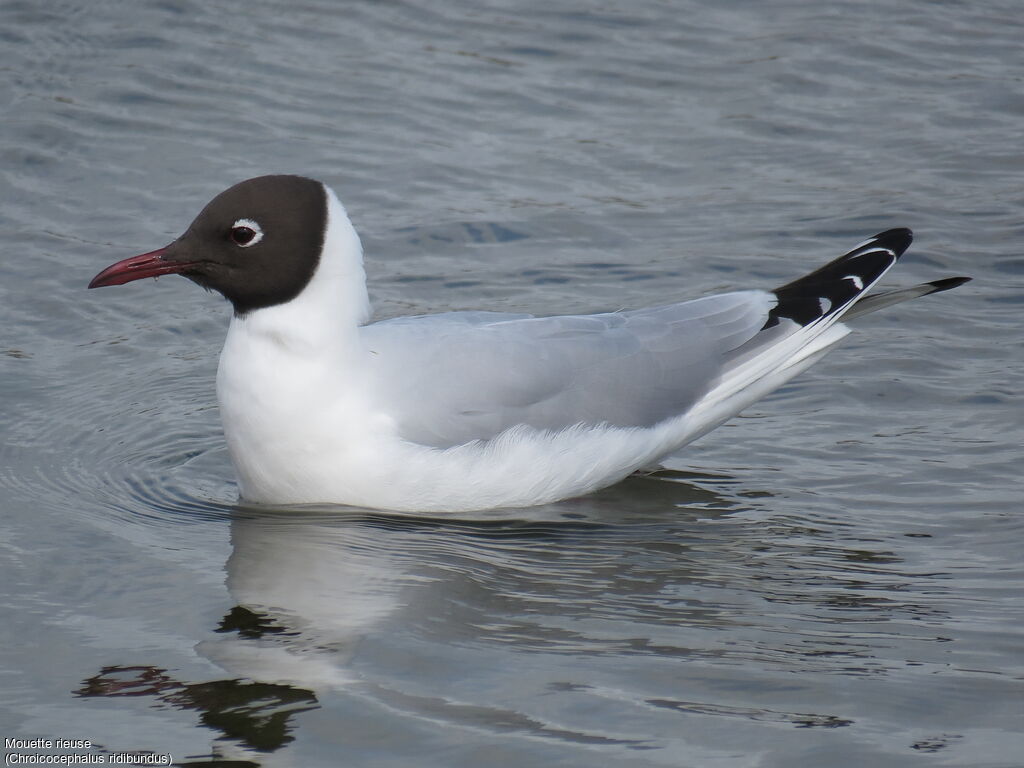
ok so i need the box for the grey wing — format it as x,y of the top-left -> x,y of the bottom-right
361,293 -> 774,447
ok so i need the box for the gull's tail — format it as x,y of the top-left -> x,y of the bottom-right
765,227 -> 970,327
677,229 -> 970,447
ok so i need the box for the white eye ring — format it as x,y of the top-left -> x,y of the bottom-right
231,218 -> 264,248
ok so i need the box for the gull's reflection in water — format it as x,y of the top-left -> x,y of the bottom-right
200,506 -> 433,692
78,472 -> 772,763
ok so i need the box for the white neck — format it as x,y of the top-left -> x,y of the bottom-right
216,184 -> 376,501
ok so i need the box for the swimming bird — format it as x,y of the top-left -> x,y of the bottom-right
88,175 -> 969,512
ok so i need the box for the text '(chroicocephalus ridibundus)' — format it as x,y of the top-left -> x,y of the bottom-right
88,175 -> 969,513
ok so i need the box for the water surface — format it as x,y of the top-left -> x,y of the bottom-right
1,1 -> 1021,766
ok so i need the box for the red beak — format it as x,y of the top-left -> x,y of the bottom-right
88,247 -> 199,289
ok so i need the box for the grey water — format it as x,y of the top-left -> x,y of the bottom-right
1,1 -> 1022,766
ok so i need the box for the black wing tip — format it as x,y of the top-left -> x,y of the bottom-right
871,228 -> 913,256
925,276 -> 971,294
764,228 -> 912,330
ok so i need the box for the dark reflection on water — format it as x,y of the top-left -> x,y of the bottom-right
76,664 -> 317,760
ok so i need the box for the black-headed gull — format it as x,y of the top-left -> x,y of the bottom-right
89,176 -> 969,512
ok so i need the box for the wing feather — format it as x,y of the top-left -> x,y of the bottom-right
363,291 -> 774,447
360,228 -> 966,454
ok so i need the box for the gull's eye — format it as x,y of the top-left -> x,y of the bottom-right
230,218 -> 263,247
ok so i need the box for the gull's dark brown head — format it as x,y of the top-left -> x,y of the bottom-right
89,175 -> 328,315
